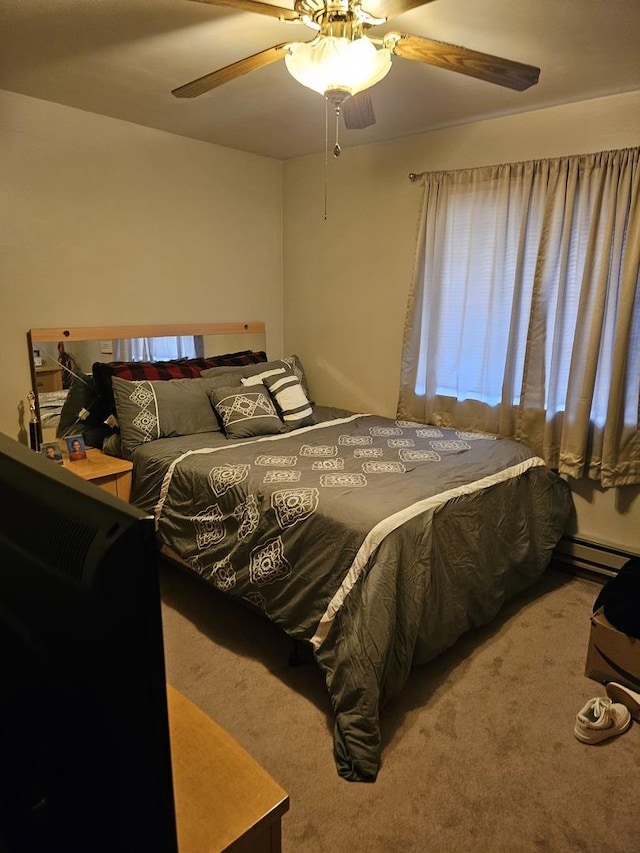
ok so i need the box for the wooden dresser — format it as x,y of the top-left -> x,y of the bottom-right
35,364 -> 64,392
167,685 -> 289,853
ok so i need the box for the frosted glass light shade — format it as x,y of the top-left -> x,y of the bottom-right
285,36 -> 392,98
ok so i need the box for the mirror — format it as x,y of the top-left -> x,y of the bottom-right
27,322 -> 266,447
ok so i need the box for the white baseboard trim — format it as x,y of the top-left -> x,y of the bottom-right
553,536 -> 638,582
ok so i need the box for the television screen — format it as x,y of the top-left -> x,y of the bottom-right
0,432 -> 178,853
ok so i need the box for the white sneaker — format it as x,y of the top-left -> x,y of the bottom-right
574,696 -> 631,744
606,682 -> 640,721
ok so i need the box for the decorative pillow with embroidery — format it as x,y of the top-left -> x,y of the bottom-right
112,376 -> 222,459
208,386 -> 285,439
262,369 -> 316,429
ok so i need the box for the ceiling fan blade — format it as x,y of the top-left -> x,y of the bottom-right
172,44 -> 288,98
364,0 -> 437,21
188,0 -> 300,22
389,33 -> 540,91
343,91 -> 376,129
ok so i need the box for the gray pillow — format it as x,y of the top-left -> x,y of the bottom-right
201,356 -> 313,399
208,385 -> 284,439
200,359 -> 289,387
112,376 -> 222,459
263,369 -> 316,429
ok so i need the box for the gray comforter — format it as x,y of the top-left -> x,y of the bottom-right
137,413 -> 572,781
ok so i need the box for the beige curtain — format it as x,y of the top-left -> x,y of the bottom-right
398,148 -> 640,487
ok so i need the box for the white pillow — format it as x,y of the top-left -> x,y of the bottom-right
262,370 -> 316,429
241,367 -> 286,387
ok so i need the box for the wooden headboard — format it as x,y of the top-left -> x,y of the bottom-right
28,322 -> 265,345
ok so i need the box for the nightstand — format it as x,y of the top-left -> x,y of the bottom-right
63,448 -> 133,502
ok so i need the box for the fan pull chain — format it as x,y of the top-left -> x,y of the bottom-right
324,97 -> 329,220
334,105 -> 341,158
323,97 -> 344,220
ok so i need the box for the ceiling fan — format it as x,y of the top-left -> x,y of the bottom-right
172,0 -> 540,130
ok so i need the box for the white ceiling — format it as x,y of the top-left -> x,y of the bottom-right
1,0 -> 639,160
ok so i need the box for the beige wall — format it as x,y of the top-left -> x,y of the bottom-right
1,90 -> 283,443
283,90 -> 640,552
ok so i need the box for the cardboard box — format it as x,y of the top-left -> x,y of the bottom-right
585,607 -> 640,691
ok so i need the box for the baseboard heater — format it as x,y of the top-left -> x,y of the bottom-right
553,536 -> 638,583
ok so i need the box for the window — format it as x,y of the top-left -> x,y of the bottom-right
399,148 -> 640,487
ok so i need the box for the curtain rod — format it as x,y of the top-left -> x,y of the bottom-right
408,147 -> 638,183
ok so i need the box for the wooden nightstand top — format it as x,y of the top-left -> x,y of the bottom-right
62,447 -> 133,482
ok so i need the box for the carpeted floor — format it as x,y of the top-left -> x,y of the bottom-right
160,561 -> 639,853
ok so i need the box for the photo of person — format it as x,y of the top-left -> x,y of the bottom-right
65,434 -> 87,461
41,441 -> 63,464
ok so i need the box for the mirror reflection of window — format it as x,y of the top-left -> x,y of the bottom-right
113,336 -> 201,362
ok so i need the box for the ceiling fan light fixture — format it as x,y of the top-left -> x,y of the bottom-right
285,35 -> 392,98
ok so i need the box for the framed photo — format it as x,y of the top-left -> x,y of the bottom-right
41,441 -> 63,464
65,434 -> 87,462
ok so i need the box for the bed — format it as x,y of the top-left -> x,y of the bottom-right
97,351 -> 573,782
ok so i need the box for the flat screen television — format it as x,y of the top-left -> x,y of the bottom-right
0,432 -> 178,853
